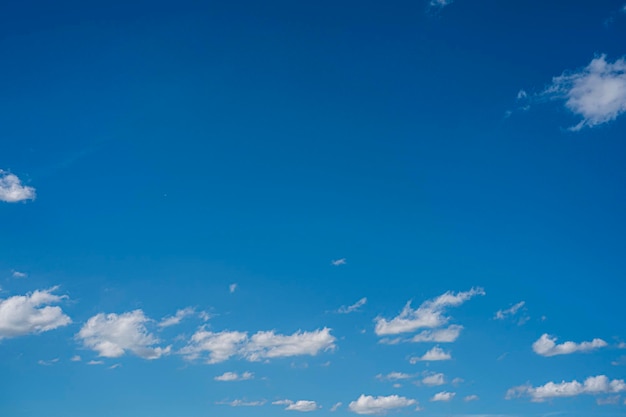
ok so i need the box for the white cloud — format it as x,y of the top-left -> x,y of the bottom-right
494,301 -> 525,320
70,355 -> 81,362
217,399 -> 266,407
77,310 -> 171,359
0,287 -> 71,339
158,307 -> 196,328
532,334 -> 607,357
331,258 -> 346,266
108,363 -> 121,369
229,283 -> 237,293
348,394 -> 417,415
338,297 -> 367,314
517,90 -> 528,100
181,327 -> 336,363
0,170 -> 36,203
273,399 -> 320,412
411,325 -> 463,343
87,360 -> 104,365
431,391 -> 455,402
422,373 -> 445,386
214,371 -> 254,381
11,270 -> 27,279
506,375 -> 626,402
430,0 -> 453,8
330,402 -> 342,411
544,54 -> 626,130
38,358 -> 59,366
464,395 -> 479,402
410,346 -> 452,363
597,395 -> 621,405
376,372 -> 413,381
374,288 -> 484,336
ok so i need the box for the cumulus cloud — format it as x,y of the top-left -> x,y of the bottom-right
0,287 -> 71,339
431,391 -> 455,402
374,288 -> 484,336
217,399 -> 266,407
338,298 -> 367,314
214,371 -> 254,381
181,327 -> 335,363
77,310 -> 171,359
348,394 -> 417,415
532,334 -> 607,357
411,325 -> 463,343
422,373 -> 445,386
0,170 -> 36,202
273,399 -> 320,412
544,54 -> 626,130
506,375 -> 626,402
331,258 -> 347,266
158,307 -> 196,328
410,346 -> 452,363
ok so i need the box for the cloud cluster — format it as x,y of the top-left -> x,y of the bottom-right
545,54 -> 626,130
0,287 -> 71,339
0,170 -> 36,203
348,394 -> 417,415
77,310 -> 171,359
181,327 -> 336,363
507,375 -> 626,402
214,371 -> 254,381
532,334 -> 607,357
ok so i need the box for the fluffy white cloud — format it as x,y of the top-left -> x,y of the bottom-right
77,310 -> 171,359
422,373 -> 445,386
411,325 -> 463,343
0,170 -> 36,203
544,54 -> 626,130
532,334 -> 607,357
181,327 -> 336,363
375,288 -> 484,336
348,394 -> 417,415
410,346 -> 452,363
214,371 -> 254,381
0,287 -> 71,339
464,394 -> 479,402
338,297 -> 367,314
506,375 -> 626,402
158,307 -> 196,328
431,391 -> 455,402
273,400 -> 320,412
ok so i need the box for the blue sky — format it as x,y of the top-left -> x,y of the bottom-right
2,0 -> 626,416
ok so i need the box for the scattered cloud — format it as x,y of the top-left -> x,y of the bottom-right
411,325 -> 463,343
348,394 -> 417,415
108,363 -> 122,369
87,360 -> 104,365
377,372 -> 413,381
422,373 -> 446,386
338,298 -> 367,314
543,54 -> 626,130
517,90 -> 528,100
214,371 -> 254,381
464,395 -> 479,402
429,0 -> 453,9
37,358 -> 59,366
273,399 -> 320,412
331,258 -> 347,266
431,391 -> 456,402
217,399 -> 266,407
506,375 -> 626,402
0,287 -> 71,339
158,307 -> 196,328
181,327 -> 336,363
70,355 -> 81,362
597,395 -> 621,405
11,270 -> 27,279
330,402 -> 342,411
410,346 -> 452,363
77,310 -> 171,359
532,334 -> 607,357
229,283 -> 237,293
374,288 -> 484,336
0,170 -> 36,202
495,301 -> 525,320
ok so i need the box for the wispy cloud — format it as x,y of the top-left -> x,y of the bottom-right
348,394 -> 417,415
273,399 -> 320,412
507,375 -> 626,402
158,307 -> 197,328
431,391 -> 456,402
411,325 -> 463,343
0,170 -> 36,203
217,399 -> 266,407
11,270 -> 27,279
229,283 -> 238,293
214,371 -> 254,381
532,334 -> 607,357
422,373 -> 446,386
464,395 -> 479,402
37,358 -> 59,366
331,258 -> 346,266
338,297 -> 367,314
330,402 -> 342,412
376,372 -> 414,381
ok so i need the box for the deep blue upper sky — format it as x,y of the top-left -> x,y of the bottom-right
1,1 -> 626,416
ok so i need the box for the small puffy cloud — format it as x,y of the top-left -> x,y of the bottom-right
376,372 -> 413,381
77,310 -> 171,359
506,375 -> 626,402
229,283 -> 237,293
273,399 -> 320,412
218,399 -> 266,407
11,270 -> 27,279
331,258 -> 347,266
422,373 -> 445,386
410,346 -> 452,363
0,170 -> 36,202
330,402 -> 342,411
348,394 -> 417,415
544,54 -> 626,130
464,395 -> 479,402
0,287 -> 71,339
214,371 -> 254,381
375,288 -> 484,336
431,391 -> 455,402
411,325 -> 463,343
338,298 -> 367,314
158,307 -> 196,328
532,334 -> 607,357
181,327 -> 336,363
